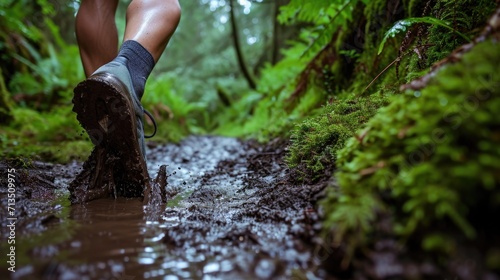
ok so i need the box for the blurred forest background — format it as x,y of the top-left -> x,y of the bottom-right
1,0 -> 500,277
0,0 -> 310,161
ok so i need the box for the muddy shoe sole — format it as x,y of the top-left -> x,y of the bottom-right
73,73 -> 149,198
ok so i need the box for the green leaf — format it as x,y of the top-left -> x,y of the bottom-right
378,17 -> 470,55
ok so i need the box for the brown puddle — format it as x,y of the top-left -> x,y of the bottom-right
7,196 -> 216,279
65,198 -> 168,278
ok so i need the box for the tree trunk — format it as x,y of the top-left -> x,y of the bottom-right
271,0 -> 285,65
271,0 -> 305,65
229,0 -> 257,90
0,68 -> 13,124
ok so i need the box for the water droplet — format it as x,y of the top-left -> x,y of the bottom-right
439,97 -> 448,106
203,262 -> 220,273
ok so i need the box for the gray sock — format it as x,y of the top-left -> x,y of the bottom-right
115,40 -> 155,100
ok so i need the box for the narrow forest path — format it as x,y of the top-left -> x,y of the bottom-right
0,136 -> 329,280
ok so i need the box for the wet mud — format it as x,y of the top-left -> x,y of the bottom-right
0,136 -> 329,279
2,136 -> 497,280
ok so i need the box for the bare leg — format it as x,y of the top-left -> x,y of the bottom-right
76,0 -> 181,76
72,0 -> 181,202
75,0 -> 119,77
124,0 -> 181,62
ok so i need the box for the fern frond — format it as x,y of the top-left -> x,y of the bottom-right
301,0 -> 355,58
378,17 -> 470,55
278,0 -> 336,24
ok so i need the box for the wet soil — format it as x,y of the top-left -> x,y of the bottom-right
1,136 -> 498,280
0,136 -> 329,280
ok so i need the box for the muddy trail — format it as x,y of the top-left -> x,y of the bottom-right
0,136 -> 330,280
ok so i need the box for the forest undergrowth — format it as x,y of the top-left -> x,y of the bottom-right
282,0 -> 500,277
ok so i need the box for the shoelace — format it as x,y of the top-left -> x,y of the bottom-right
143,109 -> 157,138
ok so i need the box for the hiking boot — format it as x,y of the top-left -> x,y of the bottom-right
72,59 -> 155,196
74,58 -> 151,158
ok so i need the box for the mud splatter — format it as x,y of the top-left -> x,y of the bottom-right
67,144 -> 167,205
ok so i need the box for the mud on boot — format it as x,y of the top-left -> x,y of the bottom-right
71,62 -> 150,203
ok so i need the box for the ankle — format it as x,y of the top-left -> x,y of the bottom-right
115,40 -> 155,99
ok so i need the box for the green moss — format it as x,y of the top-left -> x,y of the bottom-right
45,141 -> 93,162
1,99 -> 188,162
287,93 -> 389,178
1,106 -> 92,163
323,39 -> 500,256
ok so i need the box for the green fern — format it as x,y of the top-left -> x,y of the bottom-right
9,41 -> 83,99
378,16 -> 470,55
279,0 -> 364,58
278,0 -> 335,24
